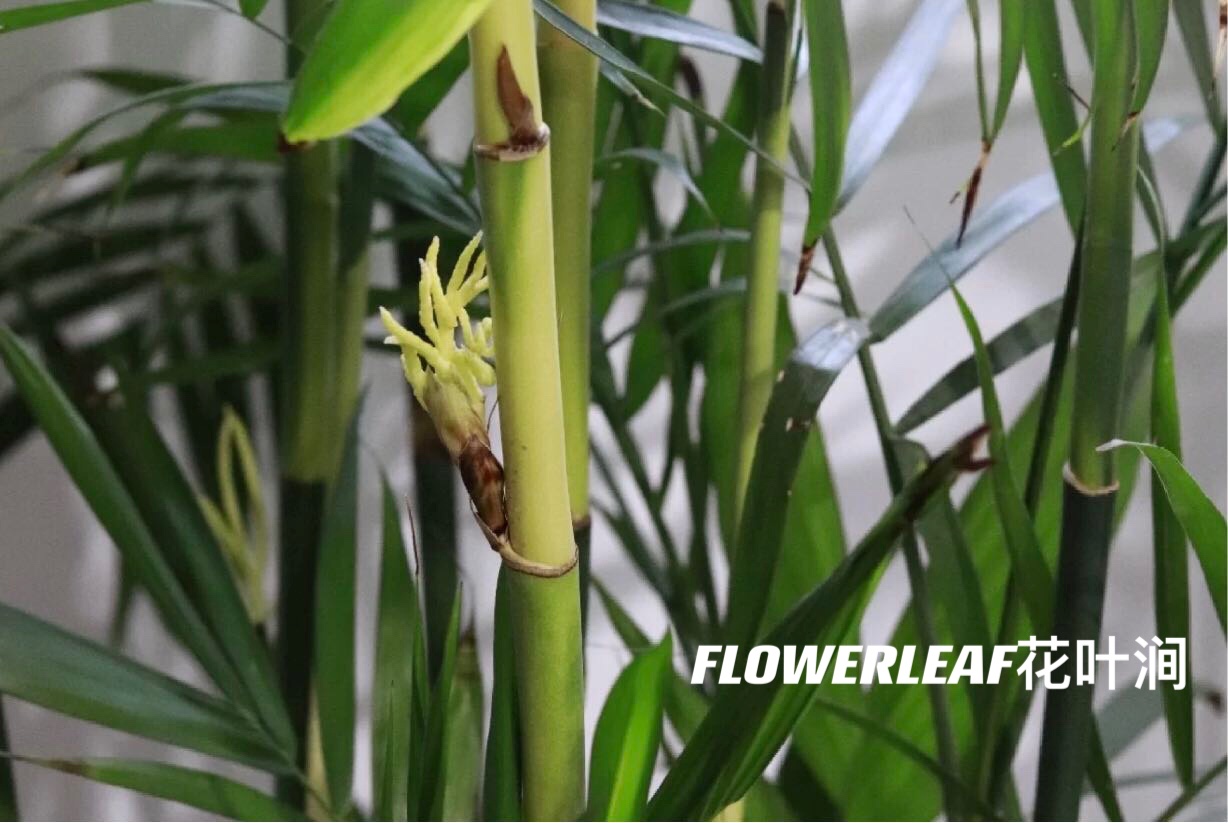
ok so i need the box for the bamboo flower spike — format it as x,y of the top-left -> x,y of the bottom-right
379,234 -> 576,579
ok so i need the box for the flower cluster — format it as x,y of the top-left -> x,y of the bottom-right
379,233 -> 495,459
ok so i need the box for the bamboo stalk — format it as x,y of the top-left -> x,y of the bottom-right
469,4 -> 585,818
1034,1 -> 1139,818
732,0 -> 794,534
539,0 -> 597,626
277,0 -> 367,804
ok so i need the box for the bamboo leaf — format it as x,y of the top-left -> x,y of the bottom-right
990,0 -> 1026,137
588,634 -> 670,821
1174,0 -> 1225,125
598,147 -> 714,221
314,402 -> 362,808
0,702 -> 15,819
724,318 -> 868,648
1133,0 -> 1171,112
239,0 -> 268,19
535,0 -> 801,184
798,0 -> 851,265
838,0 -> 962,207
88,393 -> 294,755
647,429 -> 987,820
389,39 -> 470,137
1101,440 -> 1227,631
868,117 -> 1191,342
596,0 -> 761,62
0,603 -> 287,771
1022,0 -> 1087,229
441,637 -> 484,821
418,588 -> 463,820
282,0 -> 493,141
372,476 -> 422,822
0,327 -> 259,715
0,0 -> 144,32
10,756 -> 299,820
897,296 -> 1062,433
483,570 -> 521,821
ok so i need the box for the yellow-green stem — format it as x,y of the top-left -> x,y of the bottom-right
470,3 -> 585,818
732,0 -> 794,534
539,0 -> 595,523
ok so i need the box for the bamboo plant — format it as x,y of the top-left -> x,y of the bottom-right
0,0 -> 1225,821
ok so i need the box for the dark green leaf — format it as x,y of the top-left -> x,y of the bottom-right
314,403 -> 362,808
372,476 -> 422,822
1101,440 -> 1227,631
799,0 -> 851,256
0,327 -> 257,717
10,756 -> 298,820
647,429 -> 987,820
724,318 -> 867,648
0,602 -> 287,771
0,0 -> 144,33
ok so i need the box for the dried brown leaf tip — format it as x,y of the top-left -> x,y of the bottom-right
952,140 -> 992,247
276,132 -> 313,154
793,240 -> 817,294
474,46 -> 551,161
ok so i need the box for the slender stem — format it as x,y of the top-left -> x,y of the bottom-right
539,0 -> 597,627
469,4 -> 584,818
824,232 -> 962,821
732,0 -> 794,534
1035,1 -> 1139,818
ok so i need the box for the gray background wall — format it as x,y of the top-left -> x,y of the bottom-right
0,0 -> 1224,819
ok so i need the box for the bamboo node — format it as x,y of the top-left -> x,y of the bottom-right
1062,463 -> 1120,497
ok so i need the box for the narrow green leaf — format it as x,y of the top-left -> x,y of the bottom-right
0,603 -> 287,771
11,757 -> 298,820
1133,0 -> 1171,112
598,148 -> 714,220
314,403 -> 362,808
597,0 -> 761,62
535,0 -> 801,184
839,0 -> 962,206
372,476 -> 421,822
1174,0 -> 1226,125
282,0 -> 493,141
483,570 -> 522,821
896,296 -> 1062,434
239,0 -> 268,20
724,318 -> 867,648
0,0 -> 143,33
868,117 -> 1191,341
647,429 -> 987,820
1022,0 -> 1087,229
588,635 -> 671,821
1157,757 -> 1228,821
441,637 -> 483,821
418,588 -> 463,820
1101,439 -> 1227,631
990,0 -> 1026,137
798,0 -> 851,260
0,327 -> 257,717
89,394 -> 294,755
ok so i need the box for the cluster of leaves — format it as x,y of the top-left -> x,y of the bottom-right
0,0 -> 1225,821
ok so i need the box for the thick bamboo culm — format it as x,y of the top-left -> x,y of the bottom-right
469,1 -> 586,818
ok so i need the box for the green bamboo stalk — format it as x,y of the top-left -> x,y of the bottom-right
538,0 -> 597,627
732,0 -> 794,534
277,0 -> 367,804
1034,1 -> 1139,818
469,4 -> 585,818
